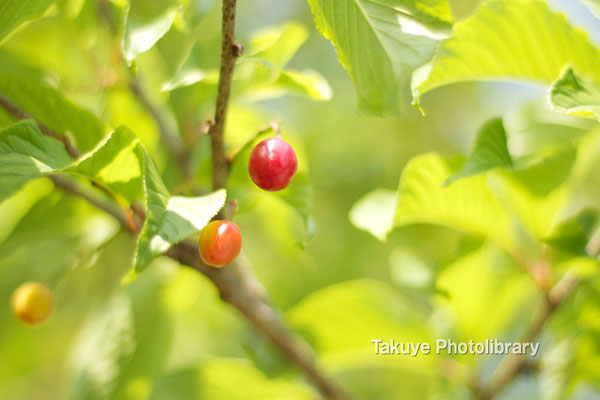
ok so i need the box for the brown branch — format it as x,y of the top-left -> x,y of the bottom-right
129,75 -> 191,177
49,175 -> 138,234
208,0 -> 242,190
476,273 -> 579,400
0,92 -> 80,159
166,243 -> 348,400
0,89 -> 349,400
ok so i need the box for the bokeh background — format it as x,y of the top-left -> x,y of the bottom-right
0,0 -> 599,399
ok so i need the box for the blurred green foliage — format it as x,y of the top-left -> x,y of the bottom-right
0,0 -> 599,399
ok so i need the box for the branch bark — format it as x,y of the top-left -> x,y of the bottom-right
0,93 -> 80,159
0,80 -> 349,400
208,0 -> 242,190
476,273 -> 579,400
49,175 -> 138,233
166,243 -> 348,400
130,74 -> 191,177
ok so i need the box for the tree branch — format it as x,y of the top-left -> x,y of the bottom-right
130,74 -> 191,177
166,243 -> 349,400
49,175 -> 139,234
0,92 -> 80,159
0,88 -> 349,399
476,272 -> 579,400
208,0 -> 242,190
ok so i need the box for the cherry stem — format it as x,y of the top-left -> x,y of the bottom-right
225,199 -> 238,221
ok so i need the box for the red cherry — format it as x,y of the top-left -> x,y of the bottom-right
248,138 -> 297,191
199,220 -> 242,268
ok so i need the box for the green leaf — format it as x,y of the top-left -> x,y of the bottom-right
544,209 -> 598,255
161,68 -> 218,91
0,178 -> 53,246
549,65 -> 600,122
70,273 -> 172,400
238,67 -> 332,102
123,8 -> 177,64
413,0 -> 600,108
393,153 -> 515,250
274,172 -> 316,245
247,23 -> 309,69
67,126 -> 143,204
446,118 -> 513,184
583,0 -> 600,19
0,120 -> 73,201
287,279 -> 430,355
0,120 -> 226,273
133,147 -> 226,271
510,144 -> 577,197
70,294 -> 136,399
503,99 -> 593,157
277,69 -> 332,100
349,188 -> 397,242
0,73 -> 106,152
307,0 -> 453,115
151,358 -> 314,400
436,245 -> 536,341
0,0 -> 54,43
238,23 -> 332,102
389,247 -> 433,289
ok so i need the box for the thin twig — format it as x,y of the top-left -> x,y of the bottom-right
49,175 -> 138,233
476,273 -> 579,400
129,75 -> 191,176
0,92 -> 80,158
208,0 -> 243,190
0,88 -> 349,400
167,243 -> 348,400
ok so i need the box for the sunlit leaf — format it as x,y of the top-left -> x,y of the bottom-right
549,65 -> 600,122
349,188 -> 396,242
583,0 -> 600,19
70,295 -> 135,399
123,8 -> 178,64
307,0 -> 453,115
287,279 -> 430,355
0,0 -> 54,43
504,99 -> 593,158
67,126 -> 143,204
446,118 -> 513,184
394,153 -> 515,250
133,147 -> 226,271
70,273 -> 172,400
0,120 -> 226,273
413,0 -> 600,108
247,23 -> 309,68
151,358 -> 314,400
435,245 -> 536,341
0,178 -> 52,245
237,67 -> 332,102
389,247 -> 433,289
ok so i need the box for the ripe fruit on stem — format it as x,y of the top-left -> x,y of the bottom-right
249,138 -> 297,191
11,282 -> 55,325
199,220 -> 242,268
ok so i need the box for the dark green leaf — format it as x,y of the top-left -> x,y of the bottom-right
549,65 -> 600,122
0,73 -> 106,152
0,120 -> 72,201
446,118 -> 513,185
